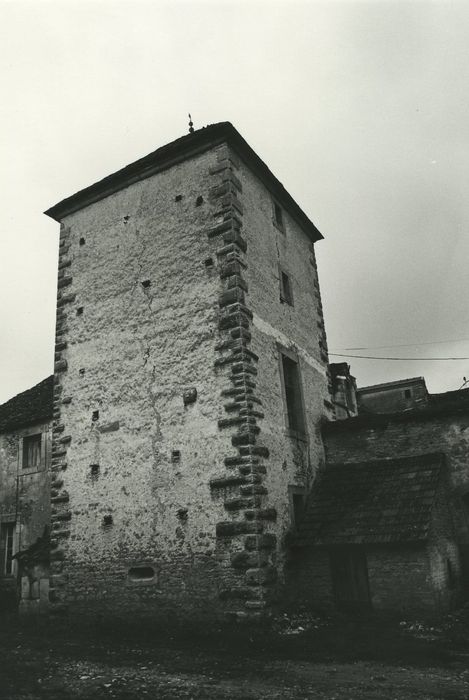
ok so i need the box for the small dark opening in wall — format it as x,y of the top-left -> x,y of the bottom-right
171,450 -> 181,463
141,279 -> 151,289
175,194 -> 183,202
195,196 -> 204,207
280,271 -> 293,306
76,307 -> 84,316
90,464 -> 100,479
102,514 -> 113,527
92,410 -> 99,422
128,566 -> 155,581
204,257 -> 214,268
79,368 -> 86,376
274,202 -> 284,229
404,389 -> 412,399
79,237 -> 85,246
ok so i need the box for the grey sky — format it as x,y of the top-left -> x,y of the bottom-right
1,0 -> 468,403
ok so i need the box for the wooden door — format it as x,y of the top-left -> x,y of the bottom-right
329,547 -> 371,611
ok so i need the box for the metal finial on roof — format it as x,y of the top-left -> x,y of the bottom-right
188,113 -> 194,134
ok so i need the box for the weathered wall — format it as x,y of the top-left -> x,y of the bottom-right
0,422 -> 51,608
357,379 -> 428,414
285,545 -> 443,613
51,146 -> 241,620
238,158 -> 331,583
50,134 -> 331,621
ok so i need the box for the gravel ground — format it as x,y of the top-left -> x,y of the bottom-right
1,610 -> 469,699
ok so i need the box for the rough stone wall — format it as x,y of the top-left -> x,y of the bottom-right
427,480 -> 463,610
237,159 -> 332,589
285,545 -> 440,613
51,147 -> 243,620
50,137 -> 331,621
0,422 -> 51,607
357,380 -> 428,414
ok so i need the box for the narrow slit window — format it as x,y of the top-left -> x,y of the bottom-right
273,202 -> 285,231
22,434 -> 41,469
1,523 -> 15,575
281,354 -> 306,433
292,493 -> 305,529
280,270 -> 293,306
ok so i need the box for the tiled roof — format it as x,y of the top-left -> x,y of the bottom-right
294,453 -> 444,547
0,376 -> 53,433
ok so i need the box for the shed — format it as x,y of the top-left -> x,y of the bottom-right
287,453 -> 461,613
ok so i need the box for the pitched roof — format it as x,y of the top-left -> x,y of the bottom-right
0,376 -> 53,433
44,122 -> 323,243
294,453 -> 444,547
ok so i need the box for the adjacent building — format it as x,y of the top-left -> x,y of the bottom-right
0,377 -> 53,612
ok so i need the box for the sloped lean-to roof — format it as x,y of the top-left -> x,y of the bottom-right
0,376 -> 54,433
294,453 -> 444,547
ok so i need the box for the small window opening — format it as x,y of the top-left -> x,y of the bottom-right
281,354 -> 306,433
1,523 -> 15,575
175,194 -> 183,202
22,434 -> 41,469
128,566 -> 155,581
171,450 -> 181,463
92,410 -> 99,422
141,280 -> 151,289
79,237 -> 85,246
204,257 -> 214,268
273,202 -> 284,230
76,307 -> 84,316
404,389 -> 412,399
102,514 -> 113,527
280,271 -> 293,306
292,493 -> 305,530
90,464 -> 100,479
195,195 -> 204,207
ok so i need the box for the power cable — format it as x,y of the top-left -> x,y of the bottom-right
329,353 -> 469,361
331,337 -> 469,352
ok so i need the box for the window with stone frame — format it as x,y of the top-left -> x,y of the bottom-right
279,349 -> 306,434
279,268 -> 294,306
22,433 -> 42,469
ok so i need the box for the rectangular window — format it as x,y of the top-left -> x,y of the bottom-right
22,434 -> 41,469
289,487 -> 306,530
273,201 -> 285,232
280,352 -> 306,434
279,269 -> 294,306
1,523 -> 15,576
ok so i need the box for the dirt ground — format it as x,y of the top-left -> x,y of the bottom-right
1,609 -> 469,699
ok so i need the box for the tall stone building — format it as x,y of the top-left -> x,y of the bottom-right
44,122 -> 332,620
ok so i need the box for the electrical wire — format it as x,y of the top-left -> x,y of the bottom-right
329,353 -> 469,361
331,336 -> 469,352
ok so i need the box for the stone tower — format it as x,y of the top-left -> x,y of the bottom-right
45,122 -> 331,621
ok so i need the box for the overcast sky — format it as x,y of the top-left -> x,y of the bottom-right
1,0 -> 469,403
